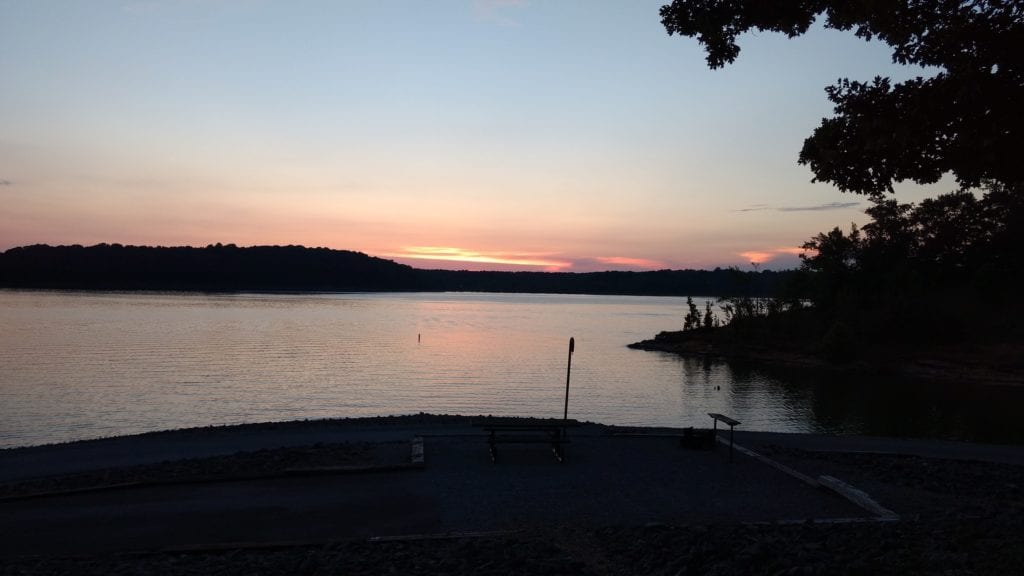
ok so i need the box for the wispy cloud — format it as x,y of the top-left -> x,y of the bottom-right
0,179 -> 11,186
385,246 -> 571,271
733,203 -> 771,212
739,246 -> 805,266
382,247 -> 669,272
778,201 -> 860,212
739,251 -> 774,264
472,0 -> 527,26
594,256 -> 666,269
774,247 -> 805,255
734,201 -> 859,213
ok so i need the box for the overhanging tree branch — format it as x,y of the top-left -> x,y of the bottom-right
660,0 -> 1024,195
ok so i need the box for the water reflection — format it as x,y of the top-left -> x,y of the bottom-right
1,290 -> 1022,447
691,359 -> 1024,444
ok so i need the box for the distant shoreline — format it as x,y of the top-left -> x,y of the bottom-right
0,243 -> 796,297
0,286 -> 715,298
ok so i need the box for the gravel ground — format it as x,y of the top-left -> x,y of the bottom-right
753,445 -> 1024,520
2,447 -> 1022,574
2,417 -> 1022,574
2,515 -> 1022,575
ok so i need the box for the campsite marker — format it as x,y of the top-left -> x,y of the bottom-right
564,337 -> 574,421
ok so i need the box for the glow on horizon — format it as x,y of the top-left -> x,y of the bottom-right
594,256 -> 666,269
383,247 -> 683,272
385,246 -> 573,271
739,247 -> 806,266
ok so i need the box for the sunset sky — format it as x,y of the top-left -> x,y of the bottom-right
0,1 -> 942,271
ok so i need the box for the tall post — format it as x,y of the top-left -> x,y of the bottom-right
563,337 -> 574,421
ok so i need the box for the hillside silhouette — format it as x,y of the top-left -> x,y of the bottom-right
0,243 -> 793,297
0,244 -> 416,292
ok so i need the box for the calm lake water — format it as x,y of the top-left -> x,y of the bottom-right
2,290 -> 1023,448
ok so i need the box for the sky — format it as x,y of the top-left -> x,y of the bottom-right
0,1 -> 944,271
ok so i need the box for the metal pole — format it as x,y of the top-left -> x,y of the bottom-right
563,337 -> 574,421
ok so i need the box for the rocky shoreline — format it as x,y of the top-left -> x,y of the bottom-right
628,329 -> 1024,386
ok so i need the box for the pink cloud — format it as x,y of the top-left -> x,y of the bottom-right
737,246 -> 806,269
383,246 -> 571,271
379,247 -> 673,272
594,256 -> 666,269
739,251 -> 775,264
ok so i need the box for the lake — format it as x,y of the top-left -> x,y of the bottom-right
2,290 -> 1022,448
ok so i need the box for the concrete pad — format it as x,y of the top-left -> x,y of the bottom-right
0,433 -> 865,558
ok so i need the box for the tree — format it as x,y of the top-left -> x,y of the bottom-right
859,198 -> 916,266
800,225 -> 861,276
660,1 -> 1024,196
684,296 -> 701,330
800,224 -> 862,310
854,187 -> 1022,274
703,300 -> 718,328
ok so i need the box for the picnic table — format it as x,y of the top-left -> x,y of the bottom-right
474,417 -> 580,463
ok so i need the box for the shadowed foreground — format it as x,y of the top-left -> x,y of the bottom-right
1,415 -> 1021,574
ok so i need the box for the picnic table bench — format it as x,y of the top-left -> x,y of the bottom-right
708,412 -> 741,461
475,418 -> 580,463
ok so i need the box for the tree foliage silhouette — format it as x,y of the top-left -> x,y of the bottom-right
797,189 -> 1024,353
660,0 -> 1024,196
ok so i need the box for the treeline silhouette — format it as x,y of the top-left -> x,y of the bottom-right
415,267 -> 792,296
648,1 -> 1024,371
655,185 -> 1024,366
0,244 -> 416,291
793,186 -> 1024,358
0,243 -> 794,297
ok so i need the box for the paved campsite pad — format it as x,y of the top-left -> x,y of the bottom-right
420,434 -> 863,531
2,418 -> 1023,573
0,424 -> 868,557
0,441 -> 413,500
0,415 -> 458,484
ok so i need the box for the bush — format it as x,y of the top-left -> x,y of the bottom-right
821,321 -> 858,363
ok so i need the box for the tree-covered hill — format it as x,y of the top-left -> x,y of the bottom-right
0,243 -> 795,297
0,244 -> 417,291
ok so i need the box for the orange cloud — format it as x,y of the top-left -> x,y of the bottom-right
739,251 -> 775,264
739,246 -> 805,265
594,256 -> 665,269
385,246 -> 572,271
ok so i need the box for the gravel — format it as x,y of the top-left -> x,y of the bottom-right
2,447 -> 1022,575
2,516 -> 1022,575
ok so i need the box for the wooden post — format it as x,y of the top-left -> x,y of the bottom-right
563,337 -> 574,421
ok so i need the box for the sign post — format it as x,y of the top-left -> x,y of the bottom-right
563,337 -> 574,421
